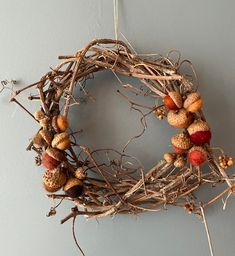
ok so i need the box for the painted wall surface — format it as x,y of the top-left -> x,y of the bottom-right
1,1 -> 235,255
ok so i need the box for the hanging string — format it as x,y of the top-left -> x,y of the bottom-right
200,206 -> 215,256
113,0 -> 119,41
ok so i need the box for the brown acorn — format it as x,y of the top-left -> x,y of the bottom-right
183,92 -> 203,113
163,153 -> 176,164
39,130 -> 52,145
171,133 -> 192,153
64,178 -> 84,198
39,117 -> 50,128
43,168 -> 67,193
32,133 -> 48,148
42,147 -> 65,170
52,115 -> 69,132
163,91 -> 183,110
74,167 -> 85,180
167,109 -> 193,129
52,132 -> 70,150
34,110 -> 45,121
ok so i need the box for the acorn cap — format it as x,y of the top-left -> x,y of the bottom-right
39,130 -> 52,145
64,178 -> 84,198
171,133 -> 192,150
167,109 -> 193,129
34,110 -> 45,121
46,147 -> 65,162
39,117 -> 50,128
43,169 -> 67,193
163,153 -> 176,163
174,157 -> 186,168
168,91 -> 183,108
52,132 -> 70,150
74,167 -> 85,180
187,120 -> 210,135
183,92 -> 201,109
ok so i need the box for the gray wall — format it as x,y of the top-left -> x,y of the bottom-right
1,0 -> 235,255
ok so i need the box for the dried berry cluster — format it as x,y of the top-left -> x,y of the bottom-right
10,39 -> 235,225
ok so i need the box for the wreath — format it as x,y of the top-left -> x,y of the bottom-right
10,38 -> 235,254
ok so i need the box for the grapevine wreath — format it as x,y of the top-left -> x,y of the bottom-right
10,38 -> 235,253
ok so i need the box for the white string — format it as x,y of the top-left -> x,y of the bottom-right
200,206 -> 215,256
113,0 -> 119,40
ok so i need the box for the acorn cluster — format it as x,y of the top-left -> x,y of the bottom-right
32,111 -> 85,198
161,91 -> 212,167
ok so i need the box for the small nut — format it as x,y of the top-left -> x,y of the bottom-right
167,109 -> 193,129
64,178 -> 84,198
43,168 -> 67,193
39,130 -> 52,145
34,110 -> 45,121
39,117 -> 50,128
74,167 -> 85,180
183,92 -> 203,113
174,156 -> 186,168
171,133 -> 192,153
52,115 -> 69,132
52,132 -> 70,150
163,153 -> 176,163
163,91 -> 182,110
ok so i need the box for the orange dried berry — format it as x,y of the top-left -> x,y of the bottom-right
183,92 -> 203,113
163,91 -> 182,110
51,132 -> 70,150
188,146 -> 207,166
52,115 -> 69,132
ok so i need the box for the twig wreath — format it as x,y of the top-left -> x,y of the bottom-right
9,38 -> 235,254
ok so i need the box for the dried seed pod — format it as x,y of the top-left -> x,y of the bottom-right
74,167 -> 85,180
163,91 -> 183,110
52,115 -> 69,132
167,109 -> 193,129
64,178 -> 84,198
43,168 -> 67,193
52,132 -> 70,150
187,120 -> 211,145
39,130 -> 52,145
163,153 -> 176,164
188,146 -> 207,166
174,156 -> 186,168
34,110 -> 45,121
171,133 -> 192,153
42,147 -> 65,170
183,92 -> 203,113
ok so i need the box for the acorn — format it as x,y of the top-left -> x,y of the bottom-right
43,168 -> 67,193
167,109 -> 193,129
174,156 -> 186,168
64,178 -> 84,198
39,130 -> 52,145
188,146 -> 207,166
52,132 -> 70,150
32,133 -> 47,148
42,147 -> 65,170
183,92 -> 203,113
187,120 -> 211,145
163,153 -> 176,164
34,110 -> 45,121
171,133 -> 192,153
74,167 -> 85,180
39,117 -> 50,128
52,115 -> 69,132
163,91 -> 183,110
